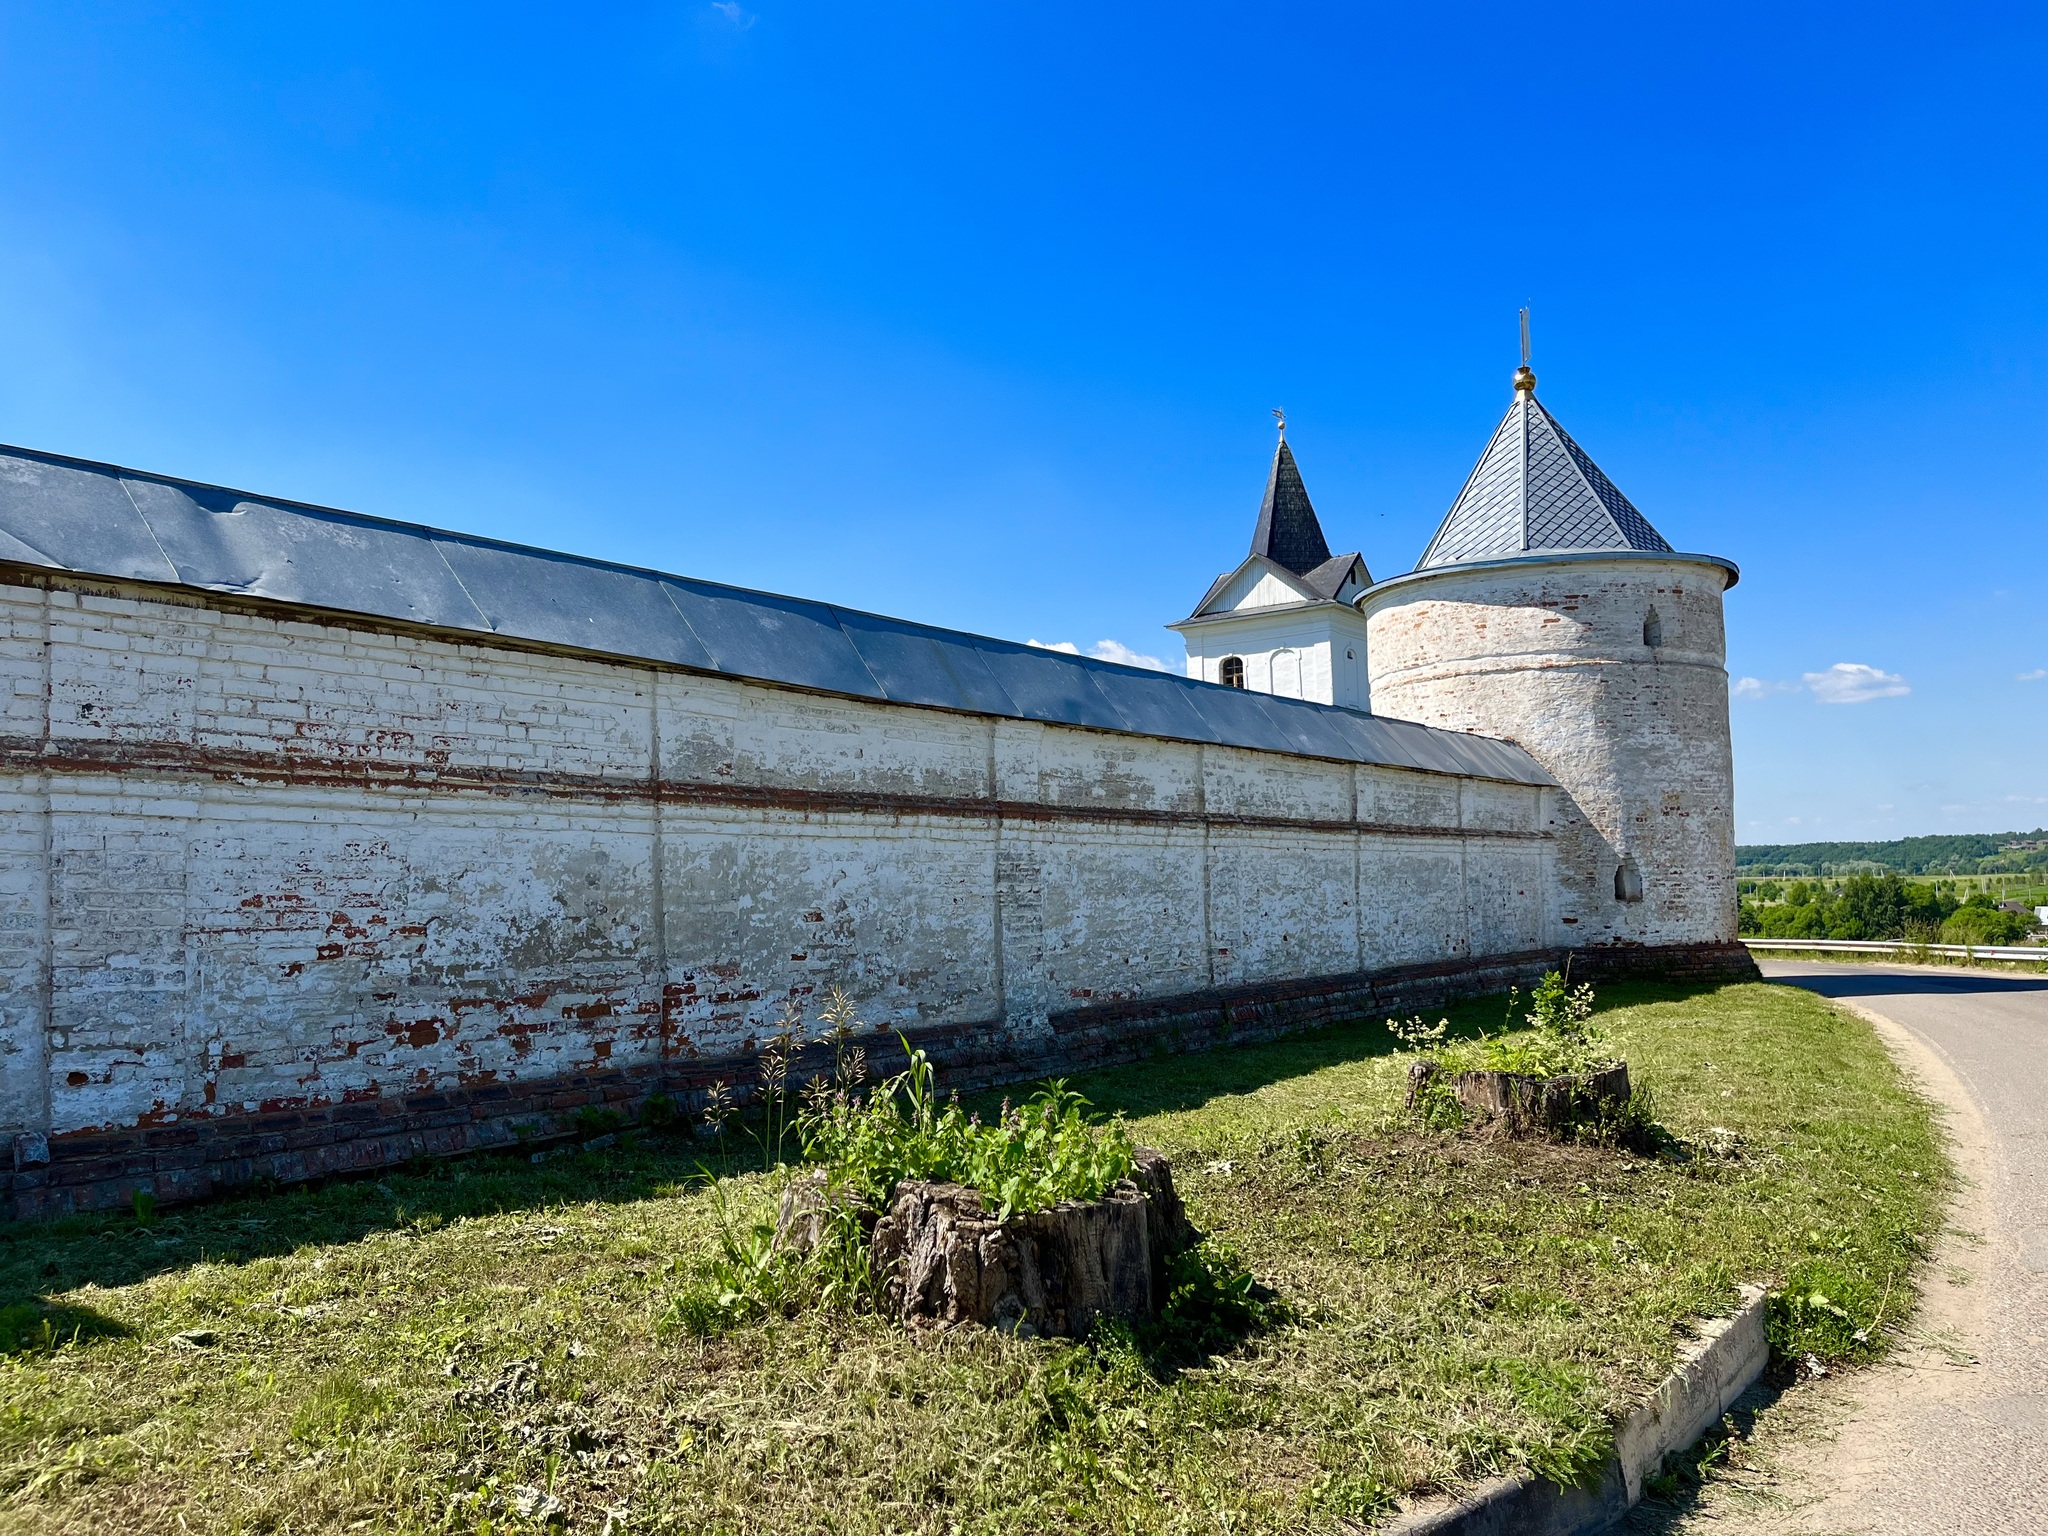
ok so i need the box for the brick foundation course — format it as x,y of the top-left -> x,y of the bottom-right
7,942 -> 1757,1221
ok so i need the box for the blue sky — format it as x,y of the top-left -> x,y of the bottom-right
0,3 -> 2041,841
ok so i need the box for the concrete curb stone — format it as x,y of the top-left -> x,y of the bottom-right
1383,1284 -> 1770,1535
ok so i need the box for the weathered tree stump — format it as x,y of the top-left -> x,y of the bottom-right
777,1148 -> 1189,1338
1407,1060 -> 1631,1136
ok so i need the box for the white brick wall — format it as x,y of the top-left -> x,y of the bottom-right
0,574 -> 1560,1138
1363,556 -> 1737,949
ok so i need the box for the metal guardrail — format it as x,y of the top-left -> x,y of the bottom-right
1744,938 -> 2048,963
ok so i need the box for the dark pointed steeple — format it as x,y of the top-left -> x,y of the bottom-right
1249,432 -> 1333,577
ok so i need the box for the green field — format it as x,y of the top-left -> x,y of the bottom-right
1736,830 -> 2048,878
1738,872 -> 2046,902
0,982 -> 1945,1535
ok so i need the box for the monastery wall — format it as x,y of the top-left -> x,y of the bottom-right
0,573 -> 1578,1210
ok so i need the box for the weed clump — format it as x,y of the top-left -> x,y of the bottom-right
664,989 -> 1156,1336
1391,971 -> 1615,1083
1387,970 -> 1667,1146
801,1047 -> 1137,1222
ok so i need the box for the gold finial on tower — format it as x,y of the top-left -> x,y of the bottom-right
1272,407 -> 1287,437
1513,307 -> 1536,394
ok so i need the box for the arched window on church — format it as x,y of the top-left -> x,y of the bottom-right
1643,608 -> 1663,649
1615,856 -> 1645,903
1218,656 -> 1246,688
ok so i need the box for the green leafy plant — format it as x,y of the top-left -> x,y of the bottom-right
1384,1014 -> 1447,1050
801,1040 -> 1139,1222
669,1014 -> 1142,1334
1390,969 -> 1615,1084
1491,967 -> 1609,1076
1769,1257 -> 1897,1363
1127,1239 -> 1288,1369
571,1105 -> 624,1139
663,1178 -> 811,1338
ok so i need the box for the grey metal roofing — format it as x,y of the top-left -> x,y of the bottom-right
1249,438 -> 1333,576
1299,551 -> 1368,601
0,443 -> 1553,787
1417,384 -> 1674,571
1179,549 -> 1367,624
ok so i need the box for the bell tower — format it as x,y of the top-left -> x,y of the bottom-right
1171,414 -> 1373,708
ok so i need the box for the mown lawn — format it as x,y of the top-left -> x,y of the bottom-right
0,981 -> 1945,1535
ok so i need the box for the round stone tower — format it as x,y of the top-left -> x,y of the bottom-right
1359,362 -> 1741,951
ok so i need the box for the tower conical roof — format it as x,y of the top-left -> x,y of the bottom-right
1250,438 -> 1333,576
1417,383 -> 1671,570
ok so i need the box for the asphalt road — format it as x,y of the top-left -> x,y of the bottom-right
1730,961 -> 2048,1531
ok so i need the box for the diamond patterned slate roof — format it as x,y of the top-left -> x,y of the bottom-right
1417,388 -> 1672,570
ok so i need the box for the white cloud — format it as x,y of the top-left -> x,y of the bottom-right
1731,676 -> 1797,700
1027,638 -> 1172,672
1086,639 -> 1171,672
709,1 -> 755,28
2018,668 -> 2047,682
1803,663 -> 1910,705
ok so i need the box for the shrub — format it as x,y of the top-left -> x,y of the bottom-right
1942,896 -> 2032,945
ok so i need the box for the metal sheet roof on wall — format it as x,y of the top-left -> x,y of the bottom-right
0,443 -> 1554,788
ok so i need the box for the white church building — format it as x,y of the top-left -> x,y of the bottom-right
1170,426 -> 1374,708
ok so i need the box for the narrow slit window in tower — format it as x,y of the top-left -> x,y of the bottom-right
1615,857 -> 1645,903
1643,608 -> 1663,649
1219,656 -> 1246,688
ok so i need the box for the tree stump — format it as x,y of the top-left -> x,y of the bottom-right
777,1148 -> 1189,1338
1407,1060 -> 1632,1136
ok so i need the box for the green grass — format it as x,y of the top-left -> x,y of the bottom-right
0,981 -> 1946,1535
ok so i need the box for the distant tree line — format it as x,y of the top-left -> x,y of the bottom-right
1738,873 -> 2037,944
1736,830 -> 2048,878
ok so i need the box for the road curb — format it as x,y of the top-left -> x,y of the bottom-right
1383,1284 -> 1770,1535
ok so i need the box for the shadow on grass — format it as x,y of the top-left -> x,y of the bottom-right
1059,979 -> 1729,1122
0,1133 -> 760,1305
0,1296 -> 136,1353
2,979 -> 1728,1309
